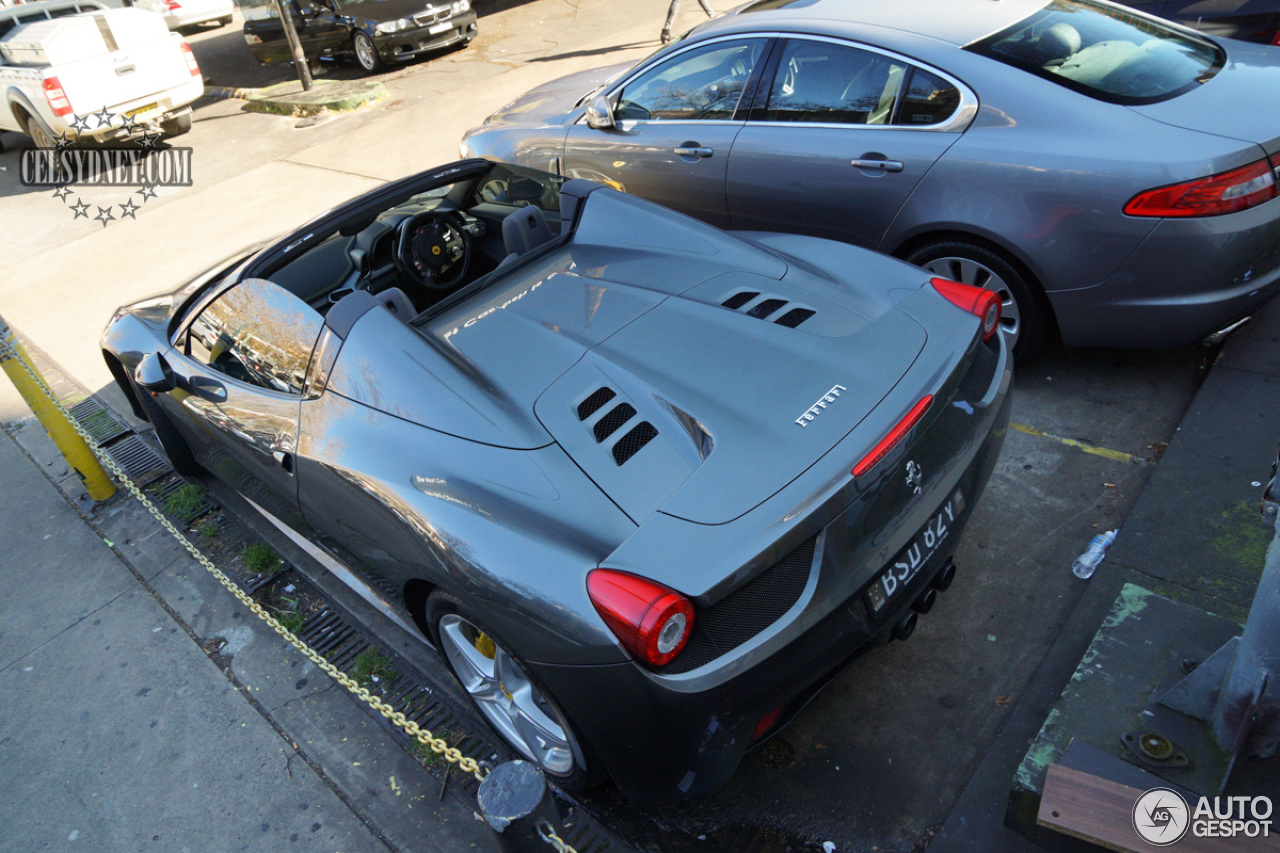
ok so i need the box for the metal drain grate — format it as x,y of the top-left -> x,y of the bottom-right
68,397 -> 130,445
105,434 -> 170,484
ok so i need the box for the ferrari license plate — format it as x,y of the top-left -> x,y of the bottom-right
429,21 -> 451,34
866,489 -> 965,615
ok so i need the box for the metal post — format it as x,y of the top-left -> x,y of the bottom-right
271,0 -> 313,91
476,761 -> 564,852
0,315 -> 115,501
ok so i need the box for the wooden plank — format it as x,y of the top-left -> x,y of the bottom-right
1038,764 -> 1280,853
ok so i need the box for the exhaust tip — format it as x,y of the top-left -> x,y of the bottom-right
913,587 -> 938,615
933,560 -> 957,592
892,610 -> 918,642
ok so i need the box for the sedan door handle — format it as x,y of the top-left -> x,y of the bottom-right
851,158 -> 905,173
674,146 -> 714,158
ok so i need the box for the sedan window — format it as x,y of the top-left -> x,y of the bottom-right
762,40 -> 909,125
969,0 -> 1223,104
186,279 -> 323,395
616,38 -> 766,121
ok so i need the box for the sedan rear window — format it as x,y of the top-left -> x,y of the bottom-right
969,0 -> 1224,104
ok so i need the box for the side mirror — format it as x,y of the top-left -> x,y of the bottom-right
135,352 -> 176,394
585,94 -> 615,130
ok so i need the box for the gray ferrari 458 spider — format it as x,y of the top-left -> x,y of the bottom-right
101,159 -> 1012,798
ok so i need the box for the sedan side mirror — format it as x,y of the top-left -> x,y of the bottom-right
585,94 -> 615,130
135,352 -> 176,394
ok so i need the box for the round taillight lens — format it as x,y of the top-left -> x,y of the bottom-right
931,277 -> 1001,342
587,570 -> 694,667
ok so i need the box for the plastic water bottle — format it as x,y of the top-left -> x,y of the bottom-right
1072,530 -> 1117,579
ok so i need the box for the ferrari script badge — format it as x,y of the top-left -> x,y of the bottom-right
795,384 -> 847,428
906,460 -> 923,494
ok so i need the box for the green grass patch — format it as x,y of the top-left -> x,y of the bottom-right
411,735 -> 449,767
197,520 -> 219,539
164,483 -> 206,518
240,541 -> 284,576
351,646 -> 398,686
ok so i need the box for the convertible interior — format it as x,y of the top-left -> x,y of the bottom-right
259,161 -> 565,324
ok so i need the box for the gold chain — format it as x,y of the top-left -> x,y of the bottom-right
1,344 -> 487,782
538,820 -> 580,853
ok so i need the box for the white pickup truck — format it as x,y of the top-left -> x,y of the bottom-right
0,3 -> 204,150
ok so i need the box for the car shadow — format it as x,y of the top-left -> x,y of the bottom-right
527,40 -> 656,62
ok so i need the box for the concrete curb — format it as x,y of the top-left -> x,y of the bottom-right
206,81 -> 388,116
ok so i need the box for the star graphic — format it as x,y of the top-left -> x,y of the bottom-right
117,198 -> 141,220
136,183 -> 158,202
120,115 -> 141,135
52,185 -> 73,203
69,198 -> 91,220
137,129 -> 162,151
52,130 -> 73,155
70,114 -> 92,134
94,205 -> 116,227
93,106 -> 115,129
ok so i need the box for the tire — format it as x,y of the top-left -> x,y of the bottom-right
136,385 -> 202,476
21,111 -> 68,179
904,238 -> 1051,361
161,110 -> 192,139
352,31 -> 384,73
425,591 -> 600,790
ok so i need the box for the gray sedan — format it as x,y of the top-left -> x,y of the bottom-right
461,0 -> 1280,359
101,159 -> 1011,798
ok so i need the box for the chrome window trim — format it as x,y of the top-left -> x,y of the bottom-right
757,32 -> 978,133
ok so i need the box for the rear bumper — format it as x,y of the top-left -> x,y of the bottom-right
1049,197 -> 1280,348
375,11 -> 476,62
532,341 -> 1014,799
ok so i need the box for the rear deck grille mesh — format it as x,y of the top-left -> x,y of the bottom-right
722,293 -> 815,329
576,387 -> 616,421
747,298 -> 788,319
593,403 -> 636,442
722,291 -> 759,310
661,535 -> 818,674
775,307 -> 815,328
612,422 -> 657,466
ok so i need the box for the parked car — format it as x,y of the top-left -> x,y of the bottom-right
242,0 -> 476,73
0,5 -> 203,150
0,0 -> 107,39
132,0 -> 234,32
101,159 -> 1012,798
1123,0 -> 1280,44
462,0 -> 1280,359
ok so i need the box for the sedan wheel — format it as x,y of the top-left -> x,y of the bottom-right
906,239 -> 1049,361
434,606 -> 589,782
353,32 -> 383,73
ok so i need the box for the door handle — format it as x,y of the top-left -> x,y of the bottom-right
273,450 -> 294,474
851,158 -> 905,173
188,375 -> 227,402
674,146 -> 713,158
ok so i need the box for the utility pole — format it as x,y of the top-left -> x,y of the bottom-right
271,0 -> 313,91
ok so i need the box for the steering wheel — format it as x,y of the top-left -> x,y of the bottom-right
394,211 -> 471,292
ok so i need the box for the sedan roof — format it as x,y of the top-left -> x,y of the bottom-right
720,0 -> 1054,46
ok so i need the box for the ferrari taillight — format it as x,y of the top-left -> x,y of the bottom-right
931,277 -> 1001,342
852,395 -> 933,478
1124,158 -> 1278,217
587,570 -> 693,667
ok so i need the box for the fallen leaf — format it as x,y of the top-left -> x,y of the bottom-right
995,695 -> 1011,705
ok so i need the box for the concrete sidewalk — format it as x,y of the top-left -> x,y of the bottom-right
0,412 -> 495,852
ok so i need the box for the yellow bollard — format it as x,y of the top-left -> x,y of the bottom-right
0,315 -> 116,501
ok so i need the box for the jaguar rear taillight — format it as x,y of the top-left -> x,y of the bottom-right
42,77 -> 72,117
1124,158 -> 1278,217
931,277 -> 1001,342
852,395 -> 933,478
587,570 -> 694,667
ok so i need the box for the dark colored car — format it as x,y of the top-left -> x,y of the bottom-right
462,0 -> 1280,360
242,0 -> 476,73
1125,0 -> 1280,44
101,159 -> 1012,798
